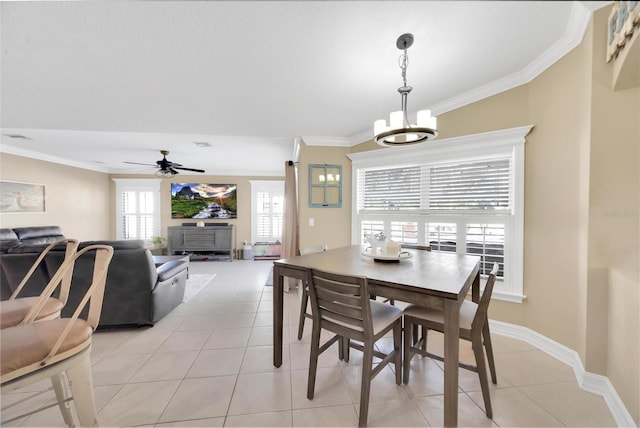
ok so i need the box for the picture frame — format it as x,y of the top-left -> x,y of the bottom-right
308,164 -> 342,208
0,180 -> 46,213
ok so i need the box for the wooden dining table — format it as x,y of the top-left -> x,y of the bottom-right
272,245 -> 481,427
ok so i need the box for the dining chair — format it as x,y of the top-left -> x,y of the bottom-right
296,244 -> 328,340
1,244 -> 114,427
402,263 -> 499,418
0,238 -> 79,329
306,268 -> 402,427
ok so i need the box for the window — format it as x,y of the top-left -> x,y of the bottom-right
348,126 -> 532,302
250,180 -> 284,243
113,179 -> 161,243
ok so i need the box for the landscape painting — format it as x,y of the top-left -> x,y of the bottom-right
171,183 -> 237,219
0,180 -> 46,213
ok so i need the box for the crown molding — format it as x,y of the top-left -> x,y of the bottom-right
301,136 -> 352,147
0,144 -> 111,174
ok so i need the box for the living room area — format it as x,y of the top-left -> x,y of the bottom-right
1,1 -> 639,427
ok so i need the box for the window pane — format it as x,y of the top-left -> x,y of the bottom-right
122,191 -> 137,214
466,223 -> 504,277
139,191 -> 154,214
123,215 -> 137,239
139,215 -> 154,240
429,160 -> 510,210
426,223 -> 457,252
361,221 -> 384,245
272,195 -> 283,214
390,221 -> 418,244
257,192 -> 270,214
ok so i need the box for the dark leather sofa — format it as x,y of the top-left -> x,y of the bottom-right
0,226 -> 188,327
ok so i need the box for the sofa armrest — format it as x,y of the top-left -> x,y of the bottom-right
157,260 -> 188,282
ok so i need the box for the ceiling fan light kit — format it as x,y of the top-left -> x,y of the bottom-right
373,33 -> 438,147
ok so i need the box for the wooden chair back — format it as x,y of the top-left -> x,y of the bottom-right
308,269 -> 371,342
471,263 -> 499,332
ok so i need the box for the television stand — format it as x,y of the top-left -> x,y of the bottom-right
167,225 -> 234,262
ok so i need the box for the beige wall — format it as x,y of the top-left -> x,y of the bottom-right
109,173 -> 285,252
0,153 -> 111,240
588,7 -> 640,421
297,142 -> 352,251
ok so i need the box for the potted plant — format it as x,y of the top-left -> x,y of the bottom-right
150,236 -> 167,255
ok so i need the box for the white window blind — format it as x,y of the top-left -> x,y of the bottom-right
360,220 -> 384,244
426,223 -> 457,252
250,180 -> 284,243
466,223 -> 505,277
390,221 -> 418,244
360,166 -> 421,210
429,160 -> 510,211
256,192 -> 283,240
113,179 -> 161,242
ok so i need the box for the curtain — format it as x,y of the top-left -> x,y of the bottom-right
281,160 -> 299,289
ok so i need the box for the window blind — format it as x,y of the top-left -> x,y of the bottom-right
361,166 -> 421,210
429,160 -> 510,211
466,223 -> 505,277
256,191 -> 283,240
121,190 -> 155,240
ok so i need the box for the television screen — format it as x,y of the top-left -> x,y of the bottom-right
171,183 -> 237,219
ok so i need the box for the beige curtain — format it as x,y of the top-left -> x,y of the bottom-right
281,161 -> 299,285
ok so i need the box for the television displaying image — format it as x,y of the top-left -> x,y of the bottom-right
171,183 -> 237,219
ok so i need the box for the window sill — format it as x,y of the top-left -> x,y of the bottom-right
492,291 -> 526,303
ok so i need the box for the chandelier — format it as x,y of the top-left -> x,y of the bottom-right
373,33 -> 438,147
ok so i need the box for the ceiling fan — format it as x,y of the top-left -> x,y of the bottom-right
124,150 -> 205,177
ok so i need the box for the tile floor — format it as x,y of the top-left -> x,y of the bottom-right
1,260 -> 618,427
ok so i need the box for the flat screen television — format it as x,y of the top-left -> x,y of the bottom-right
171,183 -> 237,219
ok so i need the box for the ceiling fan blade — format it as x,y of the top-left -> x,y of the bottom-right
124,161 -> 157,167
174,166 -> 205,173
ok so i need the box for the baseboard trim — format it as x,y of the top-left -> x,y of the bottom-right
489,320 -> 636,427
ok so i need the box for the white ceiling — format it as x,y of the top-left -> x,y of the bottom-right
0,1 -> 608,177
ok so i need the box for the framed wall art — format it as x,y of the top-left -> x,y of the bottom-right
0,180 -> 46,213
308,164 -> 342,208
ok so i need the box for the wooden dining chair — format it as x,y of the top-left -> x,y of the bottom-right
402,263 -> 499,418
1,244 -> 114,427
306,268 -> 403,427
296,244 -> 328,340
0,238 -> 79,329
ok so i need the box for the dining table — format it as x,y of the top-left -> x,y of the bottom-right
272,245 -> 481,427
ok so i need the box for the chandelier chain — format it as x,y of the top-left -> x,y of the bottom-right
399,51 -> 409,87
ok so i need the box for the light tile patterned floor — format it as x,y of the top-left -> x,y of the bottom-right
1,260 -> 618,427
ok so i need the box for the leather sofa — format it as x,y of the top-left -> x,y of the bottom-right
0,226 -> 188,327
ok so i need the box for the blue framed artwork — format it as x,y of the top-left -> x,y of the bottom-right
308,164 -> 342,208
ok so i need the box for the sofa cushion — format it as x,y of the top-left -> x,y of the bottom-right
13,226 -> 64,246
0,229 -> 20,254
7,244 -> 51,254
